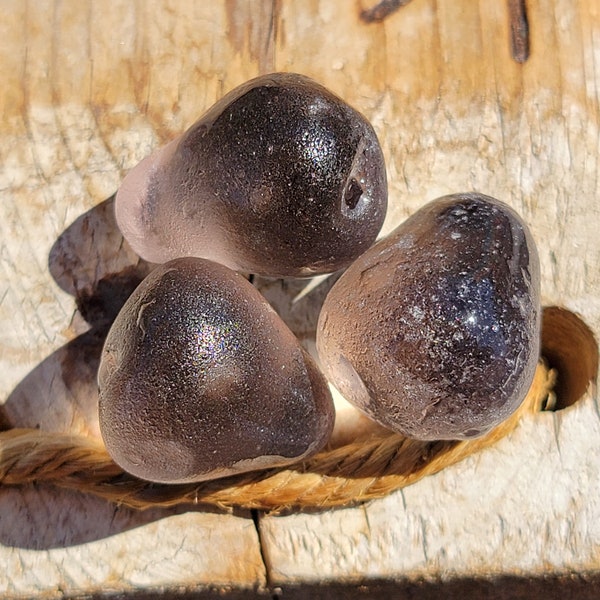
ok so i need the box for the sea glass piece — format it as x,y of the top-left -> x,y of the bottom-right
115,72 -> 387,277
316,192 -> 541,441
98,257 -> 334,483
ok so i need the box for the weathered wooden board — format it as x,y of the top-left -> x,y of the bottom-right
1,0 -> 599,597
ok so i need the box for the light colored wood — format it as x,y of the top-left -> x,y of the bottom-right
0,486 -> 265,597
1,0 -> 599,596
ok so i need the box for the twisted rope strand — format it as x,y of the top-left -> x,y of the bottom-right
0,363 -> 555,511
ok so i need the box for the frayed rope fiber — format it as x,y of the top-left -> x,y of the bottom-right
0,363 -> 555,512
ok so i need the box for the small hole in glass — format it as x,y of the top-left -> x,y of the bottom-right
344,178 -> 363,209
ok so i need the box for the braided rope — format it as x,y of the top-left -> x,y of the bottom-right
0,362 -> 555,512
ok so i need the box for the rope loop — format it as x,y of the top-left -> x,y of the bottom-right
0,363 -> 555,512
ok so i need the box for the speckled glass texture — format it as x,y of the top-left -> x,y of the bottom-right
115,72 -> 387,277
316,193 -> 541,441
98,257 -> 334,483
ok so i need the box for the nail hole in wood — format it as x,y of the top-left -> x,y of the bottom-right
540,306 -> 598,411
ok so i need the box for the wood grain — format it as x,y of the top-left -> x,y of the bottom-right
0,0 -> 599,596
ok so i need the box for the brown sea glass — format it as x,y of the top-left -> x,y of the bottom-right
316,193 -> 541,441
98,257 -> 334,483
115,72 -> 387,277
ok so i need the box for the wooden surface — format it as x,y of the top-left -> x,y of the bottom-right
1,0 -> 599,597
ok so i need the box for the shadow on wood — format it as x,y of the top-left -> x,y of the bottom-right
1,197 -> 152,437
